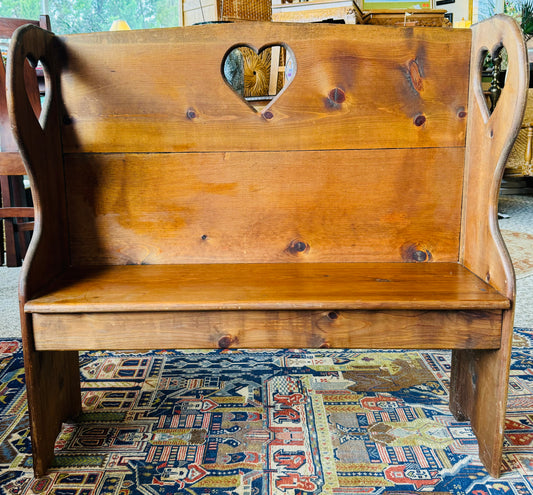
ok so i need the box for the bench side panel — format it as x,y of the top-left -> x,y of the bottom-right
454,14 -> 528,477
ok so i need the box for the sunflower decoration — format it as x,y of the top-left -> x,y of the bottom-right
241,46 -> 272,98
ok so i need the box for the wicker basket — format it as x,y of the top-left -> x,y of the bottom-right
217,0 -> 271,21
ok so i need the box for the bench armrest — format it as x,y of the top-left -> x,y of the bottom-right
6,25 -> 69,300
461,14 -> 528,301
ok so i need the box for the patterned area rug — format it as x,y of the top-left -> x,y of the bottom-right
1,330 -> 533,494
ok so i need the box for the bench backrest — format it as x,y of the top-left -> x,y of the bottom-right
8,20 -> 527,273
56,23 -> 471,266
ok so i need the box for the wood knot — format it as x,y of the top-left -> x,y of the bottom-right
401,243 -> 432,262
414,114 -> 426,127
408,59 -> 424,93
286,239 -> 310,256
328,88 -> 346,104
319,342 -> 331,349
412,250 -> 429,262
186,108 -> 197,119
218,335 -> 237,349
327,311 -> 339,320
262,110 -> 274,120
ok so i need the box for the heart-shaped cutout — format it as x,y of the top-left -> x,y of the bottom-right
24,54 -> 51,131
222,43 -> 296,113
476,45 -> 507,123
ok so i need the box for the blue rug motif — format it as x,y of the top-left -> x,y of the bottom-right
0,329 -> 532,494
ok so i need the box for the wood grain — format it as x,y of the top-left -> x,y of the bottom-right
0,206 -> 34,218
24,263 -> 510,313
58,23 -> 471,153
0,15 -> 50,38
0,152 -> 26,174
32,309 -> 503,351
7,19 -> 522,478
64,148 -> 465,265
7,24 -> 71,293
7,24 -> 80,477
0,25 -> 39,266
452,14 -> 528,478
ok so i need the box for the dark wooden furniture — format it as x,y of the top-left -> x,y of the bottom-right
7,15 -> 527,477
0,16 -> 50,266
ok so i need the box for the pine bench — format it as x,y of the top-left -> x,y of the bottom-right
7,15 -> 527,476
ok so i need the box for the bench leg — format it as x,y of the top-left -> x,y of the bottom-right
23,332 -> 81,476
449,312 -> 514,478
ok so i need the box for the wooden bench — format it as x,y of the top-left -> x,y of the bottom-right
7,15 -> 527,477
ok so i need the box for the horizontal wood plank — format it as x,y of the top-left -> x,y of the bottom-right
0,18 -> 40,38
16,221 -> 34,231
0,152 -> 26,175
65,148 -> 465,265
59,23 -> 471,153
0,207 -> 34,218
25,263 -> 510,314
32,308 -> 503,351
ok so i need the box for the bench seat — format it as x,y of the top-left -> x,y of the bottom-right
25,263 -> 510,312
26,263 -> 508,351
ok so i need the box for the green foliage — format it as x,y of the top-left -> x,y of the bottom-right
0,0 -> 40,20
479,0 -> 533,40
0,0 -> 182,34
520,0 -> 533,40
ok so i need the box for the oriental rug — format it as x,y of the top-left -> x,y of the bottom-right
1,329 -> 533,494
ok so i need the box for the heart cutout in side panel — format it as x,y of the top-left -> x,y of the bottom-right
24,55 -> 50,131
476,45 -> 507,122
222,44 -> 296,113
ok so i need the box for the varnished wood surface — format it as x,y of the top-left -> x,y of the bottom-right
7,24 -> 81,477
460,15 -> 527,300
64,148 -> 465,265
6,18 -> 523,478
7,24 -> 71,299
58,23 -> 471,153
0,20 -> 40,266
453,15 -> 528,478
32,309 -> 503,351
0,15 -> 50,38
0,152 -> 26,174
0,17 -> 38,36
0,206 -> 34,218
24,263 -> 510,313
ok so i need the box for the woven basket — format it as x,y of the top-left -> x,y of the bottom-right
218,0 -> 271,21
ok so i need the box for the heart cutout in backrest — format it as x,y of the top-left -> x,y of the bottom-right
222,43 -> 296,113
476,45 -> 508,123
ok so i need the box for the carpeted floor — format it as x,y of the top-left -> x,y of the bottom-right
1,330 -> 533,493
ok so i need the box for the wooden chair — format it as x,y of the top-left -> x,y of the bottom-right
0,15 -> 50,266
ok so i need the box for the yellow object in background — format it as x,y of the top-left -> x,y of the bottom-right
110,20 -> 131,31
454,17 -> 472,28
